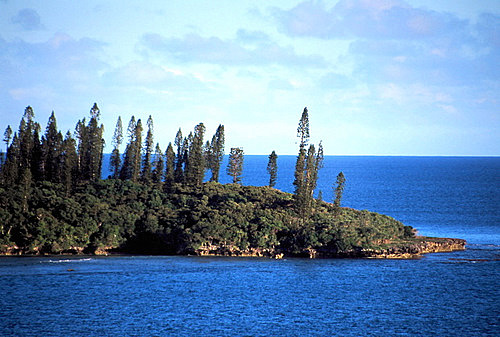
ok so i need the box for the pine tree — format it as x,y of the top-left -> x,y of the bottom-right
185,123 -> 206,185
76,103 -> 105,182
18,107 -> 36,179
174,128 -> 184,183
87,103 -> 105,181
131,119 -> 143,182
297,107 -> 310,148
293,107 -> 323,219
110,116 -> 123,179
141,115 -> 154,184
41,112 -> 63,182
119,116 -> 136,180
151,143 -> 164,188
293,146 -> 307,212
61,131 -> 78,194
0,133 -> 19,185
308,141 -> 323,198
267,150 -> 278,187
119,117 -> 142,182
334,171 -> 346,208
208,124 -> 225,182
227,147 -> 244,184
1,125 -> 12,165
164,142 -> 175,190
3,125 -> 12,153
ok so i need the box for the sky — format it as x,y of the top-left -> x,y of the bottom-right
0,0 -> 498,155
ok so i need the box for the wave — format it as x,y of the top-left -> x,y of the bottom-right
44,258 -> 92,263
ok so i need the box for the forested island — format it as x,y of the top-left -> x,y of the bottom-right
0,104 -> 465,258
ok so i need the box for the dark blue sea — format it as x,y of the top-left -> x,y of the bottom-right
1,156 -> 499,336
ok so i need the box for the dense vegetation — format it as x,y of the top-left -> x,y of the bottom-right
0,104 -> 415,256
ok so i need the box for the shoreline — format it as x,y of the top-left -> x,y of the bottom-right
0,237 -> 466,259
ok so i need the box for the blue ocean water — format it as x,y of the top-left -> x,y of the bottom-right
1,156 -> 499,336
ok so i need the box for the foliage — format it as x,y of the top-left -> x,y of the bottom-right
227,147 -> 244,184
0,103 -> 416,257
267,150 -> 278,187
0,179 -> 415,256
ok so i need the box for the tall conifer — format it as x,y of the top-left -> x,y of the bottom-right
151,143 -> 164,188
267,150 -> 278,187
334,172 -> 346,208
174,129 -> 184,183
227,147 -> 244,184
208,124 -> 225,182
141,115 -> 154,184
120,116 -> 136,180
164,142 -> 175,190
110,116 -> 123,179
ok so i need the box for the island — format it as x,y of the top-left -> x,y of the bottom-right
0,104 -> 466,258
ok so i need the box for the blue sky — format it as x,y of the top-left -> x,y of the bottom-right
0,0 -> 498,155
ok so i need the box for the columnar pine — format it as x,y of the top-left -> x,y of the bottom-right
76,103 -> 105,182
151,143 -> 164,188
131,119 -> 143,182
334,171 -> 346,208
185,123 -> 206,185
164,142 -> 175,189
297,107 -> 310,148
60,131 -> 78,194
2,125 -> 12,165
227,147 -> 244,184
3,126 -> 12,153
267,150 -> 278,187
208,124 -> 225,182
31,126 -> 43,182
0,133 -> 20,185
87,103 -> 105,181
119,116 -> 136,180
174,128 -> 184,183
41,112 -> 63,182
141,115 -> 154,184
110,116 -> 123,179
293,107 -> 323,219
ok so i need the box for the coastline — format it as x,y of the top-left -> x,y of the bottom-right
0,236 -> 466,259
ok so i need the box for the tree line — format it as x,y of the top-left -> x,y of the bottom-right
0,104 -> 345,214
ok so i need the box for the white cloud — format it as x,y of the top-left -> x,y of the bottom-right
139,32 -> 326,67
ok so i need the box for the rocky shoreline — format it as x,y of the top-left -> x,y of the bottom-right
1,237 -> 466,259
190,236 -> 466,259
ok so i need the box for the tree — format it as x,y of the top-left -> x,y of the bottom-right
41,112 -> 63,182
164,142 -> 175,189
2,125 -> 12,165
151,143 -> 164,188
334,171 -> 346,208
110,116 -> 123,179
131,119 -> 143,182
208,124 -> 225,182
227,147 -> 244,184
297,107 -> 310,148
60,131 -> 78,194
76,103 -> 105,182
141,115 -> 154,184
267,150 -> 278,187
185,123 -> 206,185
120,117 -> 142,182
3,125 -> 12,153
293,107 -> 323,219
119,116 -> 136,180
87,103 -> 105,181
174,128 -> 184,183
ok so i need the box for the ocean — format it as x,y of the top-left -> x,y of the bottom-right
1,156 -> 499,336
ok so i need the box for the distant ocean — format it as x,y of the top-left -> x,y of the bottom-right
1,156 -> 499,336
